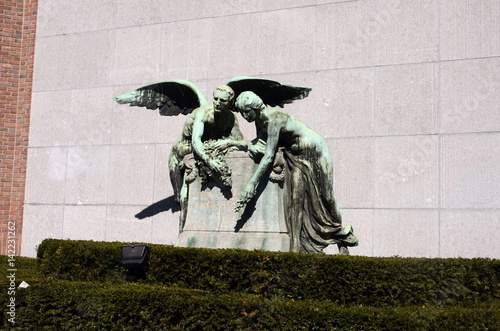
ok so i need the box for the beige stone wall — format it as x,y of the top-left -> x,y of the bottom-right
22,0 -> 500,258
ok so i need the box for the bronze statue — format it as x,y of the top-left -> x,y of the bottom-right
234,91 -> 358,254
114,77 -> 310,232
114,77 -> 356,254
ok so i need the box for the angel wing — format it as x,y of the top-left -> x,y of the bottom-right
226,76 -> 311,108
114,80 -> 208,116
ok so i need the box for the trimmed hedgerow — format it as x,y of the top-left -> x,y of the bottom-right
37,239 -> 126,283
147,245 -> 500,306
36,239 -> 500,307
1,280 -> 499,330
0,256 -> 43,283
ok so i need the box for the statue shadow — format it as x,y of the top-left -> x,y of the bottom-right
200,181 -> 233,199
135,196 -> 180,219
233,172 -> 270,233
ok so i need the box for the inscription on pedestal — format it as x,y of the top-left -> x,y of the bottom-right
189,189 -> 238,226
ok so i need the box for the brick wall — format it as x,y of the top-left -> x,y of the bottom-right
0,0 -> 37,255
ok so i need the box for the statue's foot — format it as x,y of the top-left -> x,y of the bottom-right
338,245 -> 349,255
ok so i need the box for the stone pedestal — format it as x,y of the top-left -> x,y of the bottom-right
177,151 -> 290,251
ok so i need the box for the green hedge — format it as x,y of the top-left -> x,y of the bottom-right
37,239 -> 125,283
1,280 -> 499,330
37,239 -> 500,307
0,256 -> 42,283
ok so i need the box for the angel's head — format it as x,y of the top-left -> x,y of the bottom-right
213,85 -> 235,113
235,91 -> 264,123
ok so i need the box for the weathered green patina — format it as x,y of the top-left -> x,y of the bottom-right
235,91 -> 358,254
114,77 -> 357,254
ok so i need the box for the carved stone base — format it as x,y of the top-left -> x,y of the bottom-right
176,151 -> 290,252
179,231 -> 290,251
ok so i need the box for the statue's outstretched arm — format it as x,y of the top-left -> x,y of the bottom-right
191,114 -> 210,165
235,121 -> 280,212
190,112 -> 227,178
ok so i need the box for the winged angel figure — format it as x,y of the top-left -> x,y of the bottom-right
114,77 -> 311,231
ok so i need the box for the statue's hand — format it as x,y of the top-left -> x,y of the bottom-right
234,199 -> 246,213
234,182 -> 256,212
248,144 -> 259,159
248,141 -> 265,160
210,139 -> 229,152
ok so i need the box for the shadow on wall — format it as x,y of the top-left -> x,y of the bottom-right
135,196 -> 180,219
